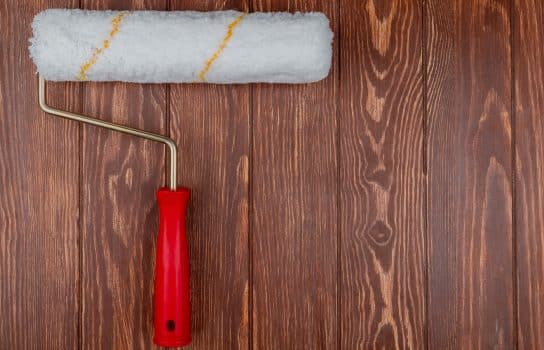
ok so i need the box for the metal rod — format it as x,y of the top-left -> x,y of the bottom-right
38,75 -> 177,190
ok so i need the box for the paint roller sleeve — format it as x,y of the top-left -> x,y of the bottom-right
29,9 -> 333,84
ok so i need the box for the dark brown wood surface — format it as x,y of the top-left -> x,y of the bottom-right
3,0 -> 544,349
80,1 -> 167,349
0,1 -> 80,349
426,0 -> 514,348
170,1 -> 250,349
250,0 -> 338,349
339,1 -> 425,348
514,0 -> 544,348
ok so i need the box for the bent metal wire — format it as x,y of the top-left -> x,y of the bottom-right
37,75 -> 178,190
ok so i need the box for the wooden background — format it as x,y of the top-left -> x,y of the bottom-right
1,0 -> 543,349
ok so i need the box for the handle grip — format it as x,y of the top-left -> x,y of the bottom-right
153,187 -> 191,347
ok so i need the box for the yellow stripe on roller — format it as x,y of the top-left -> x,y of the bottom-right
197,13 -> 247,82
76,12 -> 129,81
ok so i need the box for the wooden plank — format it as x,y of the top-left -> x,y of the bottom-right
80,1 -> 167,349
0,1 -> 80,349
426,0 -> 514,348
250,1 -> 337,349
339,0 -> 425,348
169,1 -> 250,349
514,0 -> 544,348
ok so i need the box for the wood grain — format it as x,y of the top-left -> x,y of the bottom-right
426,0 -> 514,348
80,1 -> 167,349
514,0 -> 544,348
250,1 -> 338,349
6,0 -> 544,348
0,1 -> 80,349
169,1 -> 250,349
339,1 -> 425,348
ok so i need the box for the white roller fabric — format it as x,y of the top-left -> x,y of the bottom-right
29,9 -> 333,83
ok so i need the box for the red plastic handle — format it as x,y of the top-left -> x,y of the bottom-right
153,187 -> 191,347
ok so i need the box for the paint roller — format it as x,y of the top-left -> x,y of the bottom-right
29,8 -> 333,347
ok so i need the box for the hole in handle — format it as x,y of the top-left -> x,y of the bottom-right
166,320 -> 176,332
